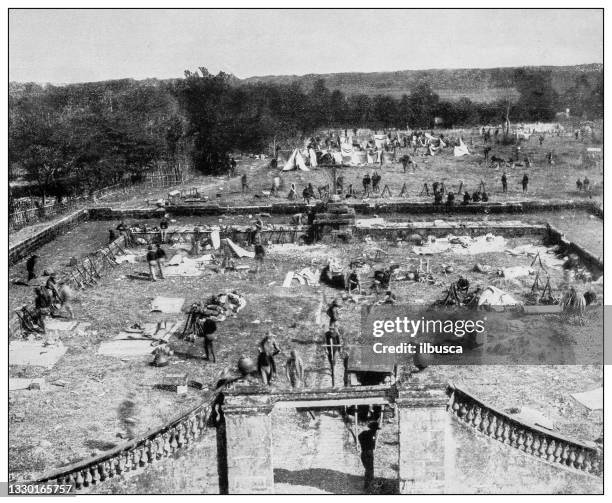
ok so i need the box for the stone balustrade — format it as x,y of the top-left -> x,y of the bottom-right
447,383 -> 602,477
28,380 -> 602,492
31,391 -> 220,490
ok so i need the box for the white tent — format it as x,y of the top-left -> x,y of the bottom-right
282,149 -> 310,171
453,138 -> 471,157
332,151 -> 343,164
374,134 -> 388,150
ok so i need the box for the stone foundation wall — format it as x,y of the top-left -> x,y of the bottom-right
9,209 -> 89,266
547,224 -> 603,275
87,199 -> 603,221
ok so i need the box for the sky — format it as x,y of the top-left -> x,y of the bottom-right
9,9 -> 603,84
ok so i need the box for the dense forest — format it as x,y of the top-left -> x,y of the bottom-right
9,65 -> 603,204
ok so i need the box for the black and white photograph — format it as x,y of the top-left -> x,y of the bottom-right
4,5 -> 607,496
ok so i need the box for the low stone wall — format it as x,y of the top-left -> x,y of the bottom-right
447,383 -> 602,477
11,199 -> 602,268
355,222 -> 547,240
87,207 -> 166,221
9,209 -> 89,266
131,225 -> 311,248
87,199 -> 604,221
547,224 -> 603,276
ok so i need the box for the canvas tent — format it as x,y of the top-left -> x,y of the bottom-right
373,134 -> 388,150
332,151 -> 343,164
282,149 -> 310,171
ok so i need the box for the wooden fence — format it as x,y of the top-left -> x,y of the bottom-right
9,176 -> 186,233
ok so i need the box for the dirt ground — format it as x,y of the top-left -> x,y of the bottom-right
8,222 -> 603,486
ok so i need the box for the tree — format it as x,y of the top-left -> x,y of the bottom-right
329,90 -> 348,126
347,94 -> 372,127
408,83 -> 439,128
513,69 -> 558,122
372,95 -> 398,128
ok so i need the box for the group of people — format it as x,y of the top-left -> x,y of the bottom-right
362,171 -> 383,196
21,255 -> 75,333
462,187 -> 489,204
254,332 -> 305,387
576,176 -> 592,194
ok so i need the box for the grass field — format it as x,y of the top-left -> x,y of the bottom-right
190,133 -> 603,208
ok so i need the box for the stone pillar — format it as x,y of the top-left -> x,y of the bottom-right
397,374 -> 454,494
222,395 -> 275,494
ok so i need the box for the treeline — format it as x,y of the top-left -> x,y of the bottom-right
9,66 -> 602,203
9,79 -> 184,205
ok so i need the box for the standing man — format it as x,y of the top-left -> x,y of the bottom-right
26,254 -> 39,282
303,186 -> 313,204
241,173 -> 248,194
583,176 -> 590,193
254,242 -> 265,273
336,175 -> 345,194
446,191 -> 455,208
287,183 -> 297,200
159,217 -> 169,243
155,244 -> 167,279
230,157 -> 237,177
501,172 -> 508,193
57,282 -> 75,319
522,173 -> 529,193
285,349 -> 304,388
327,298 -> 341,330
371,171 -> 381,193
259,332 -> 281,380
483,146 -> 491,163
358,422 -> 380,492
146,245 -> 158,281
362,173 -> 371,198
251,216 -> 263,245
197,317 -> 217,363
325,327 -> 342,370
